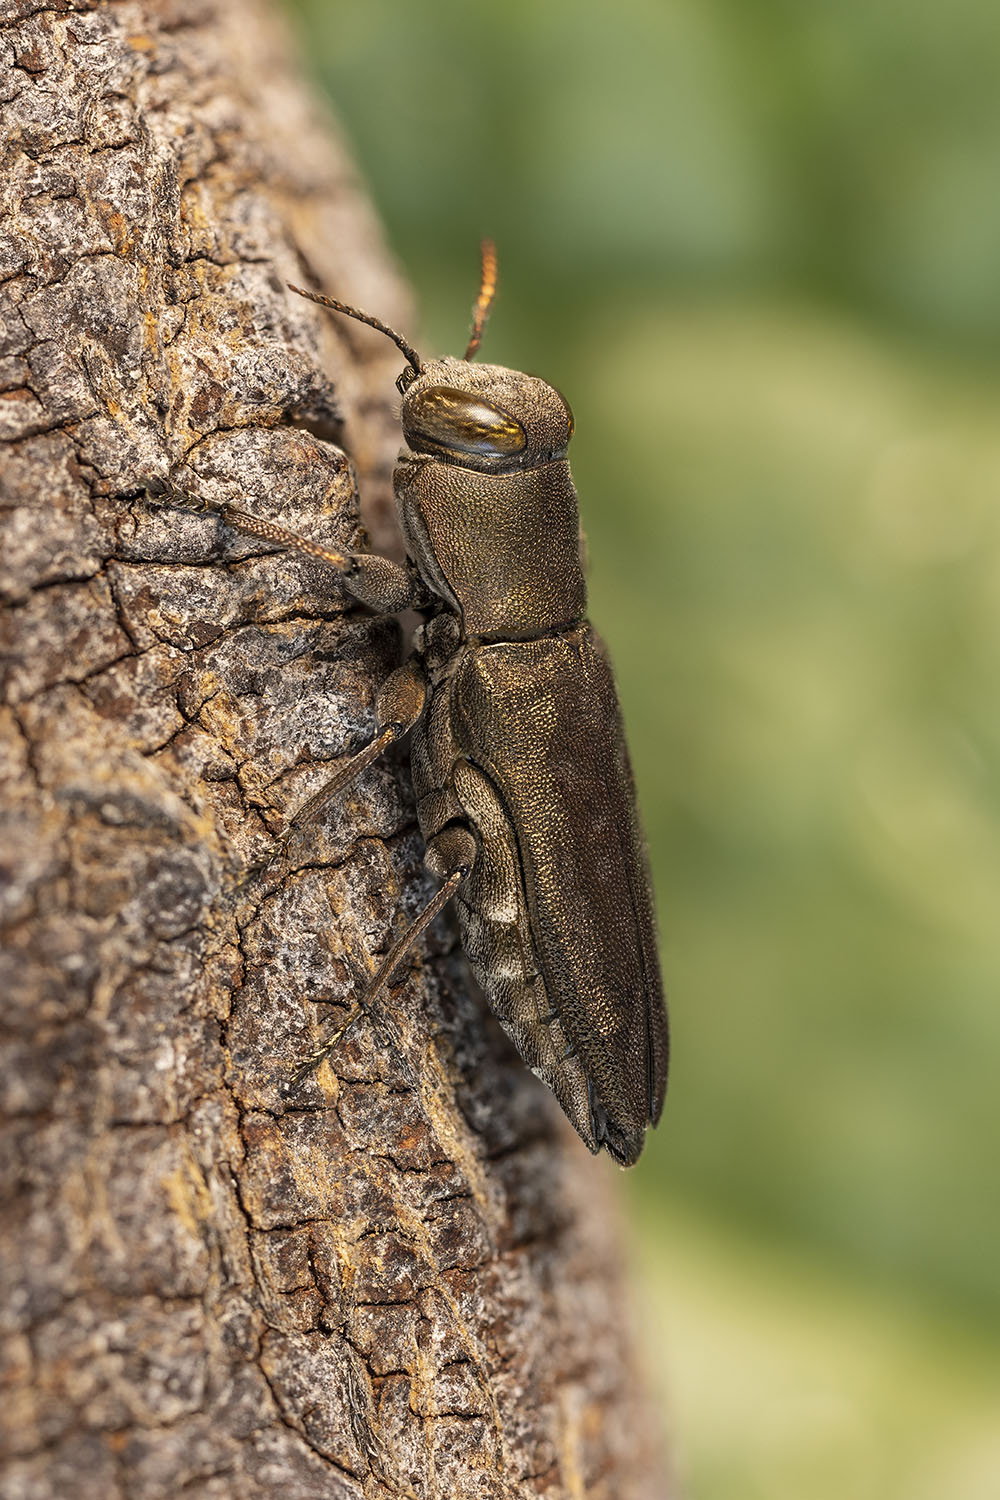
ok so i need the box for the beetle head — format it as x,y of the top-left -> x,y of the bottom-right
398,358 -> 573,475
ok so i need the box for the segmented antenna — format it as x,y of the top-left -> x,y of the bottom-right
287,283 -> 424,375
463,239 -> 498,361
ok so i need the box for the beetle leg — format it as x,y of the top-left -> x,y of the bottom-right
288,825 -> 476,1086
288,657 -> 427,828
141,477 -> 417,613
244,659 -> 428,884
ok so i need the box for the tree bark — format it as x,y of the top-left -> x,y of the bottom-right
0,3 -> 667,1497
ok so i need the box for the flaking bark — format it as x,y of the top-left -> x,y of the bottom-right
0,3 -> 667,1496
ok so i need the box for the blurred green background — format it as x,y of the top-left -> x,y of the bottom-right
283,2 -> 1000,1494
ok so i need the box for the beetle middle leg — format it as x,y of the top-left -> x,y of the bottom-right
259,656 -> 428,871
289,824 -> 476,1086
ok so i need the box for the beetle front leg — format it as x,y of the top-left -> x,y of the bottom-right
288,823 -> 476,1087
141,476 -> 418,614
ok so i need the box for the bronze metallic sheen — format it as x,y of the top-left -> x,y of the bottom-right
371,349 -> 667,1164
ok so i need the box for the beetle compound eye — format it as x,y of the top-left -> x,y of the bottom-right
404,385 -> 527,460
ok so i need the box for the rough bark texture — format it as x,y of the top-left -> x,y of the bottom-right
0,3 -> 666,1498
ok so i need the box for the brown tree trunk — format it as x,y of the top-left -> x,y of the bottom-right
0,3 -> 667,1497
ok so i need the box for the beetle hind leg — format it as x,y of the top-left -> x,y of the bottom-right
288,824 -> 476,1087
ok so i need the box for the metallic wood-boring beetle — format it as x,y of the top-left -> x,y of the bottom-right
160,245 -> 669,1165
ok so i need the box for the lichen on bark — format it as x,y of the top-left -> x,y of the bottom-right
0,3 -> 667,1497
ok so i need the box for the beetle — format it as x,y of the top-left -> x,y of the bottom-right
155,245 -> 668,1164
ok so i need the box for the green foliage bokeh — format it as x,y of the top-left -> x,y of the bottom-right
283,2 -> 1000,1493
